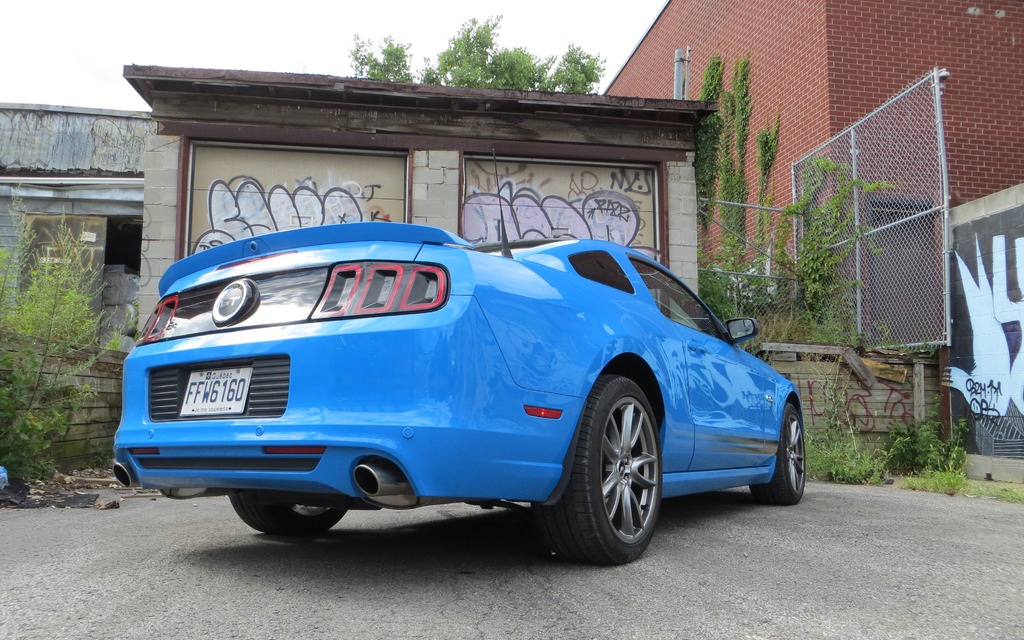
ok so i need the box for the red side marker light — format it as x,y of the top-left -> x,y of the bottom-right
524,405 -> 563,419
129,447 -> 160,455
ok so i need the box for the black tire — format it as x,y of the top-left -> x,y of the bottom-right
534,375 -> 662,565
229,492 -> 346,536
750,402 -> 806,505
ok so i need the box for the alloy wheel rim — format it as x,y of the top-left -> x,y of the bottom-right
601,397 -> 659,543
787,415 -> 806,492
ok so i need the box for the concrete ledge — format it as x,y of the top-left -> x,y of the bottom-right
967,454 -> 1024,484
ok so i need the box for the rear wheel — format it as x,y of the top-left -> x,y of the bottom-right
229,492 -> 346,535
535,375 -> 662,565
750,403 -> 805,505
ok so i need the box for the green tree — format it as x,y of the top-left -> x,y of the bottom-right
548,44 -> 603,94
350,36 -> 415,83
354,17 -> 604,93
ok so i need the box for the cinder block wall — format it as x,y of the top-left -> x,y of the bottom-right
138,134 -> 182,319
666,157 -> 698,288
410,150 -> 460,234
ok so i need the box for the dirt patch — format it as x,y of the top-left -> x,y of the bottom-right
0,468 -> 150,509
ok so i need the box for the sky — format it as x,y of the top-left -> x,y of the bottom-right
2,0 -> 668,113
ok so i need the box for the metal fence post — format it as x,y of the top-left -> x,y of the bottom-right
933,67 -> 952,346
851,127 -> 863,336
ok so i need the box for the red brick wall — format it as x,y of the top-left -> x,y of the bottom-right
826,0 -> 1024,204
609,0 -> 832,206
611,0 -> 1024,206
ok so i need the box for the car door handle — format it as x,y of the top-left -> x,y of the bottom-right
688,343 -> 707,356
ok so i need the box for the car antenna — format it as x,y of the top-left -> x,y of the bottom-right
492,151 -> 514,259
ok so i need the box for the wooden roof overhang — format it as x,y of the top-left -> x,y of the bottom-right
124,65 -> 715,162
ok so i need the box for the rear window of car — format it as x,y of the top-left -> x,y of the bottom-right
569,251 -> 635,294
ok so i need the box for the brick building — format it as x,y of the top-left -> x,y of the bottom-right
608,0 -> 1023,207
610,1 -> 1024,477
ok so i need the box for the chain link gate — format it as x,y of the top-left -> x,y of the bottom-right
696,198 -> 797,327
791,68 -> 951,347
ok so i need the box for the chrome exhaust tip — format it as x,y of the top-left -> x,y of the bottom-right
354,458 -> 412,498
353,457 -> 423,508
113,462 -> 137,488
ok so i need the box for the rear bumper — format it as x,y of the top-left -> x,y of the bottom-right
114,295 -> 583,502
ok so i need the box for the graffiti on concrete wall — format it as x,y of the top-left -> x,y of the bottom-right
948,204 -> 1024,459
462,159 -> 658,256
188,146 -> 406,255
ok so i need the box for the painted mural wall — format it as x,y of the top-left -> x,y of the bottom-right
949,202 -> 1024,459
462,158 -> 659,257
188,145 -> 407,255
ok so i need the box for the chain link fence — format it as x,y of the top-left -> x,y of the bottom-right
696,198 -> 797,328
698,68 -> 950,347
791,68 -> 950,347
696,195 -> 798,317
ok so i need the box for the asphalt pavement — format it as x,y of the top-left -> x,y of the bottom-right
0,481 -> 1020,639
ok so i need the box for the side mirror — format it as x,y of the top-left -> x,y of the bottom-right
726,317 -> 759,344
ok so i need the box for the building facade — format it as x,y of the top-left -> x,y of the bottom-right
0,104 -> 150,349
609,1 -> 1024,473
608,0 -> 1023,207
124,65 -> 712,316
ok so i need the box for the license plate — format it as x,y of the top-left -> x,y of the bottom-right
180,366 -> 253,416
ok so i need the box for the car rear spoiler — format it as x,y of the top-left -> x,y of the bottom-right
159,222 -> 472,295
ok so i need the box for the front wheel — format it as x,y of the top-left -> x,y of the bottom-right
229,492 -> 346,535
750,402 -> 805,505
534,375 -> 662,565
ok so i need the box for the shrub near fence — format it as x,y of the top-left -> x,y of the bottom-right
0,336 -> 124,473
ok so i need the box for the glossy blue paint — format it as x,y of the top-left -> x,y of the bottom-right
115,222 -> 798,506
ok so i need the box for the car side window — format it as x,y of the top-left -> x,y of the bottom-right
630,258 -> 720,337
569,251 -> 635,294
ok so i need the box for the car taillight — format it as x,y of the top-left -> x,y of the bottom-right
139,295 -> 179,344
313,262 -> 448,319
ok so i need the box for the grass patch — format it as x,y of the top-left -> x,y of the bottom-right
963,479 -> 1024,504
900,470 -> 967,496
896,473 -> 1024,504
806,428 -> 886,485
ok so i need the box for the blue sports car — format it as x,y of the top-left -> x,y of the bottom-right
113,222 -> 805,565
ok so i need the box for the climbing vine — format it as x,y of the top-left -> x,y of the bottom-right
717,57 -> 752,241
694,56 -> 724,229
696,54 -> 783,322
755,113 -> 781,207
